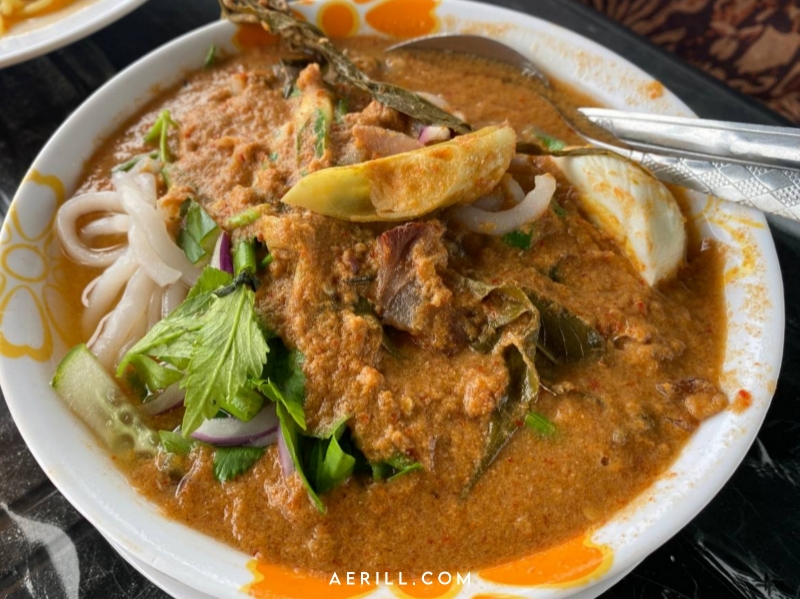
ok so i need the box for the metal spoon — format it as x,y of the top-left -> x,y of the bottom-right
388,34 -> 800,222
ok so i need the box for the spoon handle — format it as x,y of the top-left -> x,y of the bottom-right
634,152 -> 800,222
580,108 -> 800,221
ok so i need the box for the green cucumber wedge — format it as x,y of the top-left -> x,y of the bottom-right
52,344 -> 159,456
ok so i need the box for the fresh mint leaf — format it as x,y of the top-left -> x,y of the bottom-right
187,267 -> 233,299
180,285 -> 268,435
159,430 -> 194,455
502,230 -> 532,250
127,355 -> 182,393
213,446 -> 265,482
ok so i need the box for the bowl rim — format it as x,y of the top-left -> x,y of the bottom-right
0,1 -> 785,598
0,0 -> 149,68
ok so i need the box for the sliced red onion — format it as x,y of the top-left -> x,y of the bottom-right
141,382 -> 185,415
211,233 -> 233,274
418,125 -> 451,145
450,174 -> 557,236
277,427 -> 295,477
190,403 -> 278,446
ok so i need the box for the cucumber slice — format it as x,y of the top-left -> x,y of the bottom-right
52,344 -> 159,456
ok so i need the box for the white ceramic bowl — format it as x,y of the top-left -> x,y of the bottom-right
0,1 -> 784,598
0,0 -> 148,68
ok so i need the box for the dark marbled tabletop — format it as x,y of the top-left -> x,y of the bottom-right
1,0 -> 798,597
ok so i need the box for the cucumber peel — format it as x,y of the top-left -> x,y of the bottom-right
52,344 -> 159,456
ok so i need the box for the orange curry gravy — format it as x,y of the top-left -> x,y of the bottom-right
67,38 -> 728,575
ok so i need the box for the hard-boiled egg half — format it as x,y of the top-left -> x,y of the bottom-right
552,154 -> 686,286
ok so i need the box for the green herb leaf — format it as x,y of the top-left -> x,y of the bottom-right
178,200 -> 218,264
221,386 -> 264,422
502,230 -> 532,250
226,207 -> 263,229
159,430 -> 194,455
311,424 -> 356,494
126,355 -> 182,394
213,446 -> 265,482
204,43 -> 218,68
181,284 -> 269,435
117,268 -> 233,374
276,402 -> 324,512
256,378 -> 305,429
111,151 -> 159,173
334,98 -> 349,124
552,202 -> 568,218
525,411 -> 557,437
144,110 -> 179,163
535,132 -> 566,152
313,107 -> 328,158
233,239 -> 257,275
371,455 -> 422,482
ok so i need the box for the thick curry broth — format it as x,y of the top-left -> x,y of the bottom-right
63,38 -> 727,574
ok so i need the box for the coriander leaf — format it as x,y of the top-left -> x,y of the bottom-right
159,430 -> 194,455
276,403 -> 324,512
502,230 -> 532,250
213,446 -> 265,482
126,355 -> 182,393
256,379 -> 305,430
312,424 -> 355,494
525,411 -> 557,437
181,285 -> 268,435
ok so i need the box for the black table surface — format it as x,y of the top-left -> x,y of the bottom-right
1,1 -> 798,597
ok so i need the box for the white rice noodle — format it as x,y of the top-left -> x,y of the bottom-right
162,283 -> 187,319
57,170 -> 199,370
147,287 -> 164,330
450,174 -> 557,236
56,192 -> 126,267
128,221 -> 183,287
80,249 -> 138,337
81,214 -> 130,239
114,172 -> 199,286
89,270 -> 157,370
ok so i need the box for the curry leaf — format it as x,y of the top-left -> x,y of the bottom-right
525,411 -> 557,437
501,230 -> 532,250
525,290 -> 604,363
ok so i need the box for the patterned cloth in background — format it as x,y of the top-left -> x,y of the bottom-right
577,0 -> 800,123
